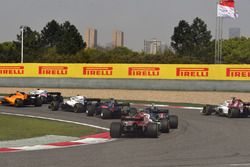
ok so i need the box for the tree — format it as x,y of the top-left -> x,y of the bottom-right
41,20 -> 62,48
16,26 -> 42,62
171,20 -> 192,56
190,17 -> 212,60
56,21 -> 85,54
223,37 -> 250,64
0,42 -> 19,63
108,47 -> 135,63
171,18 -> 213,63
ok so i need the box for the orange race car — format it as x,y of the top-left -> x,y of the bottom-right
0,91 -> 43,107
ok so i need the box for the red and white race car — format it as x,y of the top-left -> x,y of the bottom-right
201,97 -> 250,118
110,109 -> 160,138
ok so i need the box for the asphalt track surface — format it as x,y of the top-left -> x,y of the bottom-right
1,105 -> 250,167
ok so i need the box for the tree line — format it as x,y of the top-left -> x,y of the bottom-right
0,18 -> 249,64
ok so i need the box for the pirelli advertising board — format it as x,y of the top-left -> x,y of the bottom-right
1,63 -> 250,80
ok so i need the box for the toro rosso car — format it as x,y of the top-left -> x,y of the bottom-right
29,89 -> 63,104
110,108 -> 160,138
0,91 -> 42,107
201,97 -> 250,118
145,105 -> 178,131
49,95 -> 101,113
86,98 -> 130,119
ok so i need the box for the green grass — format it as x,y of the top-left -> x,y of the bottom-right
0,114 -> 104,141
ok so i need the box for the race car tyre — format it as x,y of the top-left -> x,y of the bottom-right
228,108 -> 240,118
74,103 -> 84,113
169,115 -> 178,129
50,101 -> 59,111
241,112 -> 248,118
14,99 -> 23,107
86,105 -> 95,116
146,123 -> 159,138
101,108 -> 111,119
110,122 -> 122,138
240,108 -> 249,118
61,103 -> 67,110
160,119 -> 170,133
201,105 -> 213,115
34,98 -> 43,107
216,108 -> 224,116
40,96 -> 47,104
58,96 -> 64,103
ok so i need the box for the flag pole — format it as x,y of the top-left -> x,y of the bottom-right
216,0 -> 238,63
215,15 -> 218,64
220,18 -> 224,64
218,17 -> 221,64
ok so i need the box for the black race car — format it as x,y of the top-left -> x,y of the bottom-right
86,98 -> 130,119
144,105 -> 178,131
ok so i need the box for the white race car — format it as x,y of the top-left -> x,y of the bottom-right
201,97 -> 250,118
29,89 -> 48,103
49,95 -> 101,113
51,96 -> 86,113
29,89 -> 63,104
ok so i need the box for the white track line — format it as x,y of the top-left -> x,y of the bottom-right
229,163 -> 250,166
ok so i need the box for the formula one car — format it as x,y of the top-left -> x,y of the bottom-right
49,95 -> 101,113
200,97 -> 250,118
144,105 -> 179,131
110,108 -> 160,138
0,91 -> 42,107
86,98 -> 130,119
29,89 -> 63,104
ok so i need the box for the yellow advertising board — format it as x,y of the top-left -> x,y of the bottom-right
0,63 -> 250,80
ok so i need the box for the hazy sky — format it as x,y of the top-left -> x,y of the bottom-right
0,0 -> 249,51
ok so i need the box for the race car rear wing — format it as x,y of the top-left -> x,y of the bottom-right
116,102 -> 130,106
121,117 -> 144,122
150,109 -> 169,113
85,98 -> 101,102
243,102 -> 250,106
145,107 -> 169,114
47,92 -> 63,103
47,92 -> 62,96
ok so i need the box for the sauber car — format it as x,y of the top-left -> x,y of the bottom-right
201,97 -> 250,118
29,89 -> 63,104
0,91 -> 42,107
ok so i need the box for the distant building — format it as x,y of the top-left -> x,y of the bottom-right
84,28 -> 97,48
229,27 -> 241,38
144,39 -> 162,54
112,30 -> 124,48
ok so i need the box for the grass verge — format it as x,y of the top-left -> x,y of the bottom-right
0,114 -> 105,141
